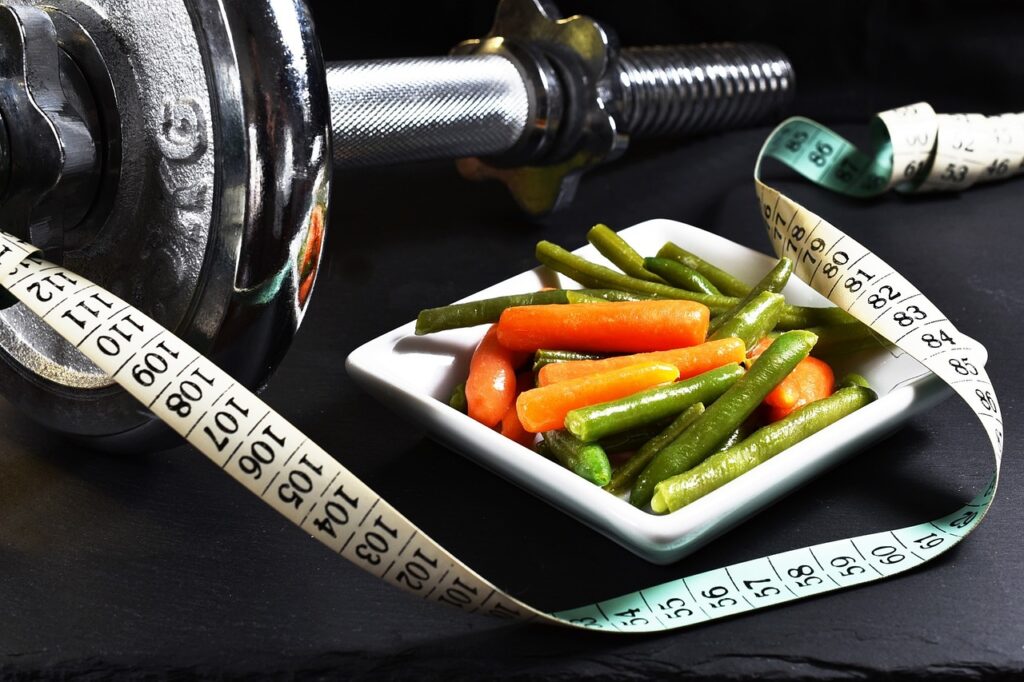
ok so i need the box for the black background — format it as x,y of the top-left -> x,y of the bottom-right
1,1 -> 1023,679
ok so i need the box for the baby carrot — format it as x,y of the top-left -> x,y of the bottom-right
466,325 -> 525,428
499,371 -> 535,447
747,336 -> 836,421
500,402 -> 535,447
764,356 -> 835,421
516,362 -> 681,433
537,338 -> 745,386
496,300 -> 710,353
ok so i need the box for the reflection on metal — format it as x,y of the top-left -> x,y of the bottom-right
0,0 -> 329,449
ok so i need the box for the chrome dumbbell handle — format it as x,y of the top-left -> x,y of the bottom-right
325,30 -> 792,212
328,55 -> 531,167
328,44 -> 793,169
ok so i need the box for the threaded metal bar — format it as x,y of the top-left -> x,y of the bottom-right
613,43 -> 794,139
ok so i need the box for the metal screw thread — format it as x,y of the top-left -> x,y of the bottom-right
613,43 -> 795,139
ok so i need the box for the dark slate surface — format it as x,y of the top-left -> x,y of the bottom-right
1,125 -> 1021,679
2,1 -> 1024,679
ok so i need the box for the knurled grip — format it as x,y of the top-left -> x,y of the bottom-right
327,55 -> 531,167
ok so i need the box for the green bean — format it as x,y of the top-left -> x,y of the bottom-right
415,290 -> 570,335
837,373 -> 870,389
605,403 -> 705,497
709,291 -> 785,350
537,240 -> 856,327
711,417 -> 759,455
775,305 -> 857,330
656,242 -> 752,297
587,224 -> 665,283
576,289 -> 652,302
805,322 -> 886,358
651,384 -> 876,512
532,349 -> 607,372
448,382 -> 467,413
642,257 -> 721,295
565,291 -> 610,304
536,241 -> 738,313
709,257 -> 793,335
598,417 -> 675,454
542,429 -> 612,486
630,330 -> 817,508
564,363 -> 745,443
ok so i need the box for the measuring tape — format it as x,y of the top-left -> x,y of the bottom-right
0,102 -> 1008,632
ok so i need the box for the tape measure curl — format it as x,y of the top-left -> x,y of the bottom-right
0,102 -> 1007,632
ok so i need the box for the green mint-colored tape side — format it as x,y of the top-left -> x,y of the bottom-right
760,117 -> 894,198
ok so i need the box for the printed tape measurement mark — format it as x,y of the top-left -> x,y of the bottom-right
0,102 -> 1008,632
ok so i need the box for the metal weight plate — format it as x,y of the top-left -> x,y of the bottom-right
0,0 -> 330,449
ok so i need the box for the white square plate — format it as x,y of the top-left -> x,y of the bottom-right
346,220 -> 951,564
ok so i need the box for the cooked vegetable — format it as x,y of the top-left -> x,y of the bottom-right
536,240 -> 737,312
752,323 -> 882,359
500,402 -> 534,447
650,383 -> 876,512
605,403 -> 705,497
775,305 -> 857,330
576,289 -> 652,302
598,418 -> 675,454
709,257 -> 793,335
565,291 -> 612,304
416,290 -> 570,335
656,242 -> 753,298
532,349 -> 607,372
642,257 -> 721,295
516,362 -> 680,433
710,418 -> 758,455
499,371 -> 536,447
708,291 -> 785,350
587,224 -> 665,283
425,226 -> 879,513
537,240 -> 856,329
537,338 -> 745,386
448,382 -> 467,413
630,330 -> 817,508
748,335 -> 837,421
496,300 -> 710,353
805,322 -> 885,358
466,324 -> 524,428
563,363 -> 745,443
764,356 -> 835,421
542,429 -> 612,486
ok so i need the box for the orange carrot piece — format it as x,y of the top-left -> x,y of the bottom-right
496,300 -> 709,353
516,362 -> 680,433
764,356 -> 835,421
747,336 -> 835,421
537,337 -> 745,386
499,403 -> 535,447
466,325 -> 526,428
499,371 -> 536,447
748,336 -> 774,360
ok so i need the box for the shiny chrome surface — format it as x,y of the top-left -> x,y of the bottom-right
328,55 -> 529,167
0,5 -> 101,255
196,0 -> 329,394
452,0 -> 622,214
0,0 -> 328,449
613,44 -> 794,138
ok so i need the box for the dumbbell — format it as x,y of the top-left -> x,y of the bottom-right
0,0 -> 793,449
